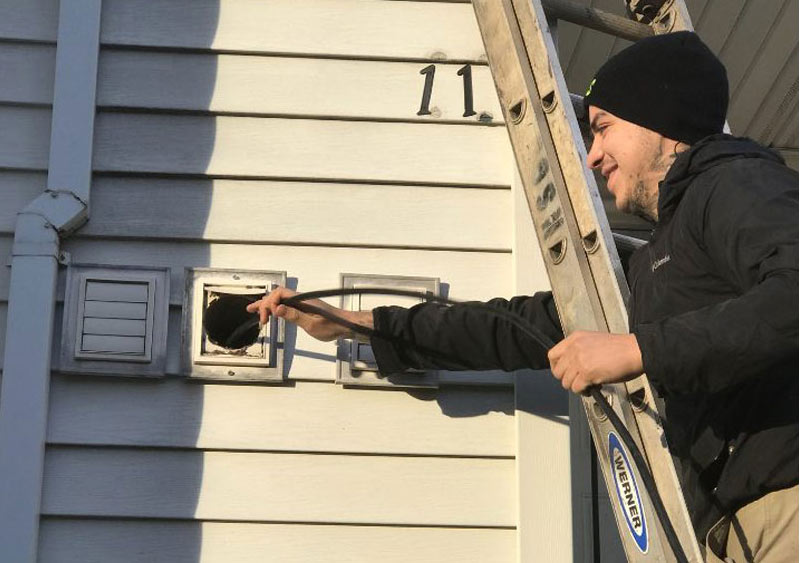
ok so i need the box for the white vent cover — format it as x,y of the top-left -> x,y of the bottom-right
181,268 -> 286,383
337,273 -> 439,388
60,266 -> 170,377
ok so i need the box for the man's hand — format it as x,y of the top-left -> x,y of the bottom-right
548,331 -> 643,393
246,286 -> 374,342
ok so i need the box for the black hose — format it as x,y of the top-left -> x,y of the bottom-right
237,286 -> 690,562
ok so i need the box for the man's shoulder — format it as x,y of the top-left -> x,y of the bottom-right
684,151 -> 797,210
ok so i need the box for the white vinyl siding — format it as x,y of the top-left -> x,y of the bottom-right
0,31 -> 56,398
46,377 -> 515,456
39,519 -> 516,563
0,106 -> 512,185
0,1 -> 523,561
42,446 -> 516,525
0,172 -> 511,250
0,0 -> 484,61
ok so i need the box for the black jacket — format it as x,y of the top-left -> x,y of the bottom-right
370,135 -> 798,541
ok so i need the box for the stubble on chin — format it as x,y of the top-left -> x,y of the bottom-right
626,141 -> 676,222
625,180 -> 657,221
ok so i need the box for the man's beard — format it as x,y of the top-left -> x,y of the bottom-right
624,147 -> 675,222
624,179 -> 658,222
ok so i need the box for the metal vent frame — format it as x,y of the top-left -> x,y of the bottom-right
59,264 -> 170,377
337,273 -> 440,388
181,268 -> 286,383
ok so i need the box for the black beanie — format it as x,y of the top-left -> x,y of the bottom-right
584,31 -> 728,145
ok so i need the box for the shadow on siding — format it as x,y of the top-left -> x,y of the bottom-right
44,1 -> 219,561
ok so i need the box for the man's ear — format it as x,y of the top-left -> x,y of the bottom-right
666,137 -> 690,156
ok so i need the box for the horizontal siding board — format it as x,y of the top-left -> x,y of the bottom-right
98,50 -> 503,124
39,518 -> 515,563
20,304 -> 510,384
0,0 -> 58,42
1,44 -> 502,123
0,172 -> 45,233
0,106 -> 51,169
0,42 -> 55,104
5,239 -> 515,382
4,237 -> 513,307
64,306 -> 514,384
78,177 -> 511,250
3,173 -> 512,250
42,446 -> 517,526
92,112 -> 513,185
0,0 -> 485,62
0,108 -> 512,185
1,240 -> 515,382
47,377 -> 515,456
101,0 -> 486,62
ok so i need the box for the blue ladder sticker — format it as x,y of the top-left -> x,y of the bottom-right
608,432 -> 649,553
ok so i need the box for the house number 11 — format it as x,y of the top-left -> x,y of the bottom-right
417,64 -> 478,118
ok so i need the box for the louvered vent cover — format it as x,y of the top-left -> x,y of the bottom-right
75,279 -> 153,361
60,266 -> 170,377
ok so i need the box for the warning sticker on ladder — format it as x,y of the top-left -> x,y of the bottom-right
609,432 -> 649,553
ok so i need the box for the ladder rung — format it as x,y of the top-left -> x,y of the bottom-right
612,232 -> 648,252
542,0 -> 653,42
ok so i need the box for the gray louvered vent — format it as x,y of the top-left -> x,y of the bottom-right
76,280 -> 152,361
60,266 -> 170,377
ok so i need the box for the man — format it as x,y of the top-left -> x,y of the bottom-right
248,32 -> 798,561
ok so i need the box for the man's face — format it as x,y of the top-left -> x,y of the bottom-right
586,106 -> 669,221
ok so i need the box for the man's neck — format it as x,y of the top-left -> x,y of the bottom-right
647,140 -> 690,221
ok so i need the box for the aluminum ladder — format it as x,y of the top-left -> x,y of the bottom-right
470,0 -> 703,560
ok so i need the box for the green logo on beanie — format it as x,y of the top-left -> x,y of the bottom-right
585,78 -> 596,97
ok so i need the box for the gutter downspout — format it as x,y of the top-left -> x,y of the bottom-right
0,1 -> 101,560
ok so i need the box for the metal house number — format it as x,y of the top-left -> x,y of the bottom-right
417,64 -> 477,118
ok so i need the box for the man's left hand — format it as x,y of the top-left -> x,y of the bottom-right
548,331 -> 644,393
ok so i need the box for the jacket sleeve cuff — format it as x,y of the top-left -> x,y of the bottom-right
369,306 -> 410,375
633,324 -> 659,382
633,322 -> 692,394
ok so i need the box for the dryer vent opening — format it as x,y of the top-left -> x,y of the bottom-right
203,293 -> 261,349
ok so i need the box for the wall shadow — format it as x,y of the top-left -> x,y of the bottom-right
52,1 -> 220,561
405,368 -> 568,424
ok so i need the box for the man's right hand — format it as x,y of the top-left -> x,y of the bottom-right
245,286 -> 374,342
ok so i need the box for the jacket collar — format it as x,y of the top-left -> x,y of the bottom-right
656,134 -> 785,223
